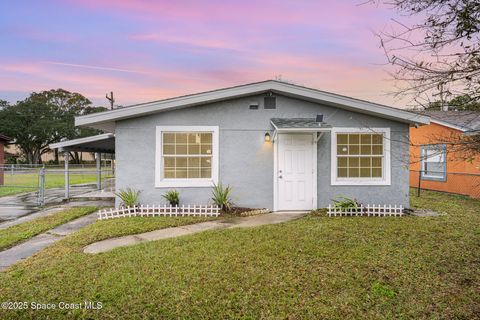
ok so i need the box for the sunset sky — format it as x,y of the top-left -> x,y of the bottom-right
0,0 -> 409,108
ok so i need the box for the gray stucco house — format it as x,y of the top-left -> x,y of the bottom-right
75,80 -> 429,210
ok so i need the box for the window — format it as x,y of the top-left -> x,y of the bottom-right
331,128 -> 391,185
421,144 -> 446,181
156,126 -> 219,187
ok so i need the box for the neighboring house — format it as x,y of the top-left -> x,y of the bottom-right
0,134 -> 12,185
72,80 -> 428,210
410,110 -> 480,198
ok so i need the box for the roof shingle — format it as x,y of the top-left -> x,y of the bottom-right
270,118 -> 331,129
418,111 -> 480,131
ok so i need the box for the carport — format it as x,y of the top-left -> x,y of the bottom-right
49,133 -> 115,199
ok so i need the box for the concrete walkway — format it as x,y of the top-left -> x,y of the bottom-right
0,200 -> 113,230
0,185 -> 106,224
0,212 -> 98,271
84,211 -> 306,254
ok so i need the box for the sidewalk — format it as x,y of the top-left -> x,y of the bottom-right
0,200 -> 113,230
0,212 -> 98,271
84,211 -> 306,254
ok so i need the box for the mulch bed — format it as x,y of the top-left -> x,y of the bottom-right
223,207 -> 270,217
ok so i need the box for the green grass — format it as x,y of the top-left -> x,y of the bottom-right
0,207 -> 98,250
0,190 -> 478,319
0,171 -> 112,197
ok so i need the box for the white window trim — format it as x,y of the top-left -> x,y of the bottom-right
155,126 -> 219,188
330,127 -> 391,186
420,144 -> 447,181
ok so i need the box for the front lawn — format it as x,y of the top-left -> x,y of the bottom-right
0,207 -> 98,250
0,190 -> 478,319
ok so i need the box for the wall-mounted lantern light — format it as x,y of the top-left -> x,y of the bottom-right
264,132 -> 271,142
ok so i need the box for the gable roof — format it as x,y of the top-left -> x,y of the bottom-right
417,110 -> 480,132
76,80 -> 430,132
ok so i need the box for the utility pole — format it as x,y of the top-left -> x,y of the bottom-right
106,91 -> 115,110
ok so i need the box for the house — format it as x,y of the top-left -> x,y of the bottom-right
70,80 -> 429,210
410,110 -> 480,198
0,134 -> 12,185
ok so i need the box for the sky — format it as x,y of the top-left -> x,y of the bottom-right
0,0 -> 409,108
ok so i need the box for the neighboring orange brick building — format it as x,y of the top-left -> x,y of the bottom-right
0,134 -> 12,185
410,111 -> 480,198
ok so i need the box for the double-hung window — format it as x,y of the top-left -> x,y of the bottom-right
420,144 -> 446,181
331,128 -> 391,185
155,126 -> 219,187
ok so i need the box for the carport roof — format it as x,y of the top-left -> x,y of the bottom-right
49,133 -> 115,153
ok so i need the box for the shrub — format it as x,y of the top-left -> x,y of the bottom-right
162,189 -> 180,207
115,188 -> 140,207
212,183 -> 233,212
332,196 -> 361,211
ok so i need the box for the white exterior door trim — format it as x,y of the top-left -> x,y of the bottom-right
273,133 -> 317,211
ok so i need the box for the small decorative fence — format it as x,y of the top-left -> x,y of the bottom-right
327,204 -> 404,217
97,204 -> 221,220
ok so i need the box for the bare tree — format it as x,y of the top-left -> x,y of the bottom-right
369,0 -> 480,162
372,0 -> 480,105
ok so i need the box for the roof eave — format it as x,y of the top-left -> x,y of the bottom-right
75,80 -> 430,130
49,133 -> 115,150
465,130 -> 480,136
430,119 -> 469,132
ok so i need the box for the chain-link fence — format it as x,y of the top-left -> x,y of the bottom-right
0,165 -> 43,204
410,170 -> 480,198
0,164 -> 114,206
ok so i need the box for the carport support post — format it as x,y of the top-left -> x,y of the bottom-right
96,152 -> 101,190
64,151 -> 70,199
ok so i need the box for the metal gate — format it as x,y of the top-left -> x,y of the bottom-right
0,165 -> 45,207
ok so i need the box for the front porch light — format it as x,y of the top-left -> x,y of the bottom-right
264,132 -> 271,142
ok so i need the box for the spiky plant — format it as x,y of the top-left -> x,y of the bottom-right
332,195 -> 361,211
162,189 -> 180,207
115,188 -> 140,207
211,183 -> 233,212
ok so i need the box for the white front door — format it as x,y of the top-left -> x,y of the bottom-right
276,133 -> 315,211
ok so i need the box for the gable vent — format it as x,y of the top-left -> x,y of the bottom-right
264,96 -> 276,109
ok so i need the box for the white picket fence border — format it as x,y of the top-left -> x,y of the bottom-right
327,204 -> 404,217
97,204 -> 221,220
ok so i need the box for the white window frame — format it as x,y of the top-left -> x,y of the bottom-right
155,126 -> 219,188
330,127 -> 391,186
420,144 -> 447,181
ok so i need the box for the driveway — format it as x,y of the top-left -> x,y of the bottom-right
0,185 -> 102,224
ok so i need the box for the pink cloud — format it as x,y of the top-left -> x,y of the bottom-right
0,51 -> 400,108
66,0 -> 385,29
129,33 -> 241,51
